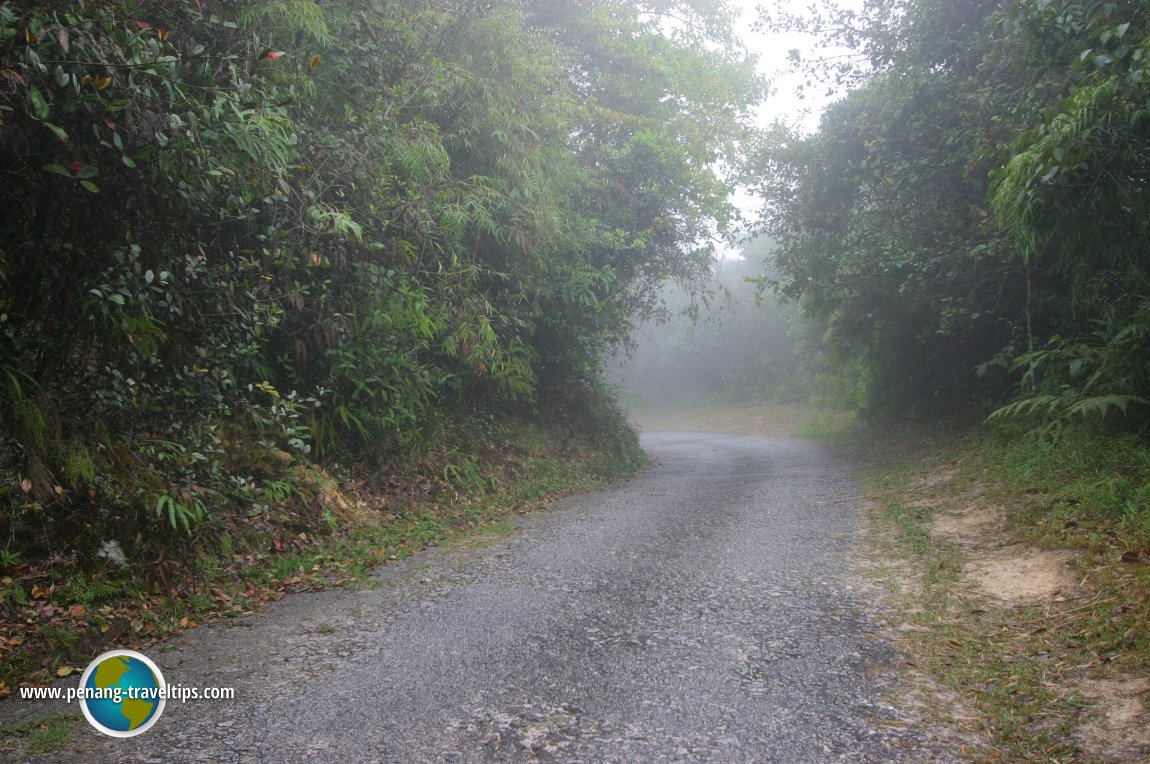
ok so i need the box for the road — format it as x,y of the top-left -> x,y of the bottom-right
13,431 -> 954,762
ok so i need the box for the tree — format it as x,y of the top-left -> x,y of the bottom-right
0,0 -> 764,548
752,0 -> 1031,415
987,0 -> 1150,428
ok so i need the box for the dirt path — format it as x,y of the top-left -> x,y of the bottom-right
2,431 -> 958,762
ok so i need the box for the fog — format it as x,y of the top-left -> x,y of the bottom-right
610,240 -> 821,410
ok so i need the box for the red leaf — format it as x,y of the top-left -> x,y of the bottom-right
132,20 -> 152,29
68,161 -> 86,171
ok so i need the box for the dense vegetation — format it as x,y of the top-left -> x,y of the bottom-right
0,0 -> 762,563
753,0 -> 1150,430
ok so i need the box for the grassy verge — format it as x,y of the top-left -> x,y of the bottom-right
859,424 -> 1150,762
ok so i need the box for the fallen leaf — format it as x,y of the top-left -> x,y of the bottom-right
55,665 -> 75,677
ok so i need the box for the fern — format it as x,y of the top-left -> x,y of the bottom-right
1066,394 -> 1148,419
63,446 -> 97,487
988,303 -> 1150,439
986,393 -> 1062,423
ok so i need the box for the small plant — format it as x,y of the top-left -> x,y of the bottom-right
986,309 -> 1150,442
56,577 -> 120,607
154,493 -> 207,534
0,576 -> 26,607
0,713 -> 79,755
442,453 -> 496,494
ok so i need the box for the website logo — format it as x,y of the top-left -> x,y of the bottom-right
76,649 -> 166,737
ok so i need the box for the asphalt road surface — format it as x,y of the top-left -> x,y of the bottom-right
10,431 -> 957,762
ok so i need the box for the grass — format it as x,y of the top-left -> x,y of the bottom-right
860,422 -> 1150,761
0,712 -> 81,755
793,408 -> 858,443
628,401 -> 830,438
438,520 -> 517,551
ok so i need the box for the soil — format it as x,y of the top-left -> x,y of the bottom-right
914,464 -> 1149,761
1075,676 -> 1150,762
965,547 -> 1079,604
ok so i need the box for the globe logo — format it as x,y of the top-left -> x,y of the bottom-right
77,650 -> 166,737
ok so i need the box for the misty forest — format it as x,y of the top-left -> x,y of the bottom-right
2,0 -> 1150,753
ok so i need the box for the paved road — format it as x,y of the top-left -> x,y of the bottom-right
11,432 -> 953,762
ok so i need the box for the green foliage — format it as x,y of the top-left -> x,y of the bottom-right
0,713 -> 79,755
154,493 -> 207,535
986,300 -> 1150,439
754,0 -> 1021,415
442,453 -> 497,495
0,0 -> 761,561
984,424 -> 1150,557
751,0 -> 1150,432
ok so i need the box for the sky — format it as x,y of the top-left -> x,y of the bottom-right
720,0 -> 863,253
731,0 -> 847,134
